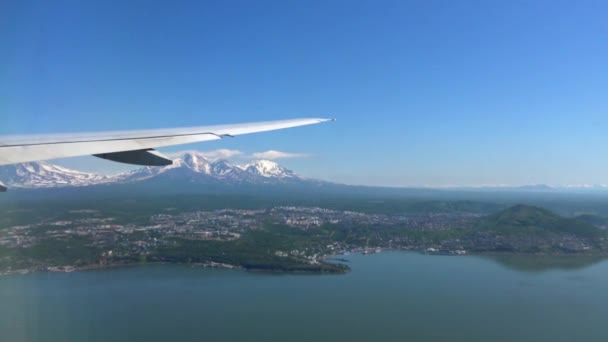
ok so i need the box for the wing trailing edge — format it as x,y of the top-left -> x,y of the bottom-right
94,149 -> 173,166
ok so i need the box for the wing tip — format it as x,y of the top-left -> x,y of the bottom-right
316,118 -> 336,123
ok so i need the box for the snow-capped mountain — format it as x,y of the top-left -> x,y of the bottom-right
117,152 -> 300,185
242,160 -> 297,178
0,162 -> 113,189
0,152 -> 305,189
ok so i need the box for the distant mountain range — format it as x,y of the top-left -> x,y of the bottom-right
1,152 -> 607,193
450,184 -> 608,192
0,152 -> 316,190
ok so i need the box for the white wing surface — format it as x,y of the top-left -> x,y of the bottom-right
0,118 -> 334,166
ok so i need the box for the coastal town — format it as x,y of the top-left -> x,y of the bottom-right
0,206 -> 483,275
0,204 -> 604,276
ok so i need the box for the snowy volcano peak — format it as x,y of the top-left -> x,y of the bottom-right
176,151 -> 211,174
243,160 -> 295,178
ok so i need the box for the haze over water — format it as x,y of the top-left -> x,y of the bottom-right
1,252 -> 608,341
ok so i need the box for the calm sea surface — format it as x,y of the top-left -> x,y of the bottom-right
1,252 -> 608,342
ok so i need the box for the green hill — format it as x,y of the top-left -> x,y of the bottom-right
574,214 -> 608,228
476,205 -> 604,239
464,205 -> 608,254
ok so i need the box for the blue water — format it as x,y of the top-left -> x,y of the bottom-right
1,252 -> 608,341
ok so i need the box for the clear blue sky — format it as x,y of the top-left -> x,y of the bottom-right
1,0 -> 607,187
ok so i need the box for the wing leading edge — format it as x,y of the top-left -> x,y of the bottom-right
0,118 -> 334,166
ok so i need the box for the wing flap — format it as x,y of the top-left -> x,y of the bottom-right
94,149 -> 173,166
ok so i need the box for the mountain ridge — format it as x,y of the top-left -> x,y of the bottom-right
0,161 -> 114,189
0,152 -> 308,189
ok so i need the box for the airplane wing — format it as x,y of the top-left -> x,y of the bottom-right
0,118 -> 334,167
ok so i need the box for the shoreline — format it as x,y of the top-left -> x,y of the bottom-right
3,249 -> 606,277
0,258 -> 347,277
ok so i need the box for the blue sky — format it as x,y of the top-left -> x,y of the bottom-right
1,0 -> 607,187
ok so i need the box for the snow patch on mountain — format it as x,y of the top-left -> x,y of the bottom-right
243,160 -> 296,178
0,162 -> 113,188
